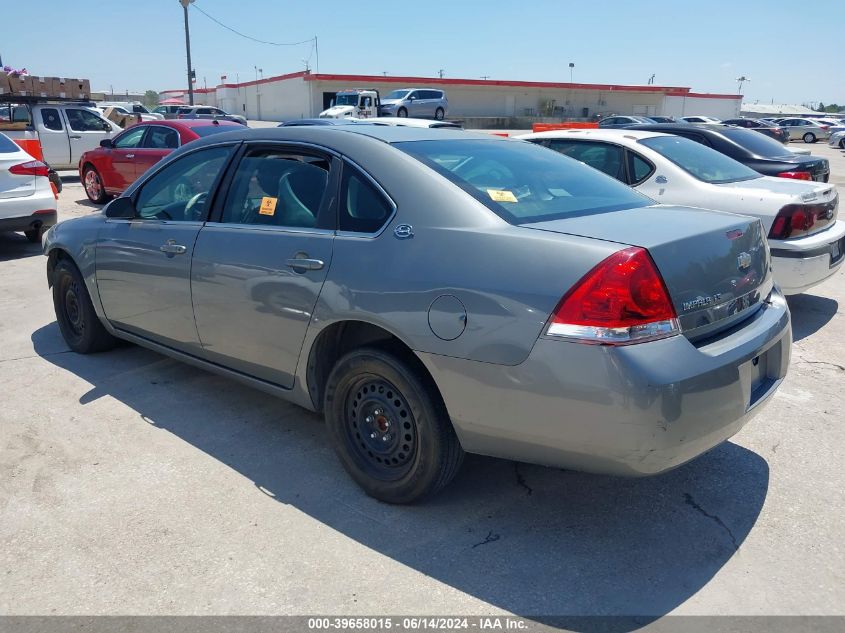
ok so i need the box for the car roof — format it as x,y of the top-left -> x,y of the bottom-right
182,125 -> 495,150
130,119 -> 241,130
518,128 -> 667,141
626,122 -> 729,134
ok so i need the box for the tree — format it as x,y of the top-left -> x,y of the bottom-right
817,102 -> 825,112
143,90 -> 160,108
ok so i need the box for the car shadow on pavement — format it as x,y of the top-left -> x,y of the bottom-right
787,294 -> 839,342
0,232 -> 42,261
32,323 -> 770,632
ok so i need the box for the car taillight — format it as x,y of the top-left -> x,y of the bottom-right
9,160 -> 50,177
769,199 -> 838,240
776,171 -> 813,180
819,125 -> 829,130
547,247 -> 679,345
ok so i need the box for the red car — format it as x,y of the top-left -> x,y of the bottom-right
79,119 -> 242,203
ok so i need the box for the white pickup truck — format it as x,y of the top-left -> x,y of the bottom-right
0,101 -> 120,174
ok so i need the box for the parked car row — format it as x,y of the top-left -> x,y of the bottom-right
40,111 -> 842,503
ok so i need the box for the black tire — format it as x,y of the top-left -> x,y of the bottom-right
24,227 -> 44,243
48,169 -> 62,194
52,258 -> 116,354
324,347 -> 464,504
434,107 -> 445,121
839,138 -> 845,149
82,165 -> 111,204
397,107 -> 408,118
803,132 -> 816,144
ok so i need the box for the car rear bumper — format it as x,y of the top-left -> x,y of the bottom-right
771,220 -> 845,294
0,209 -> 57,232
419,288 -> 791,476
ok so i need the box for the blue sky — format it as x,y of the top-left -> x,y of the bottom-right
3,0 -> 842,105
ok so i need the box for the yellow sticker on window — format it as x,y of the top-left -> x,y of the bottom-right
259,196 -> 278,215
487,189 -> 518,203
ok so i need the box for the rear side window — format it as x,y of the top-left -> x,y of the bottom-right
339,164 -> 393,233
144,126 -> 180,149
41,108 -> 63,131
547,140 -> 625,181
395,139 -> 649,224
221,149 -> 331,229
193,125 -> 238,137
627,152 -> 654,184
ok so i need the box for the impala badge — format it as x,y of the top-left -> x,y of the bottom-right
737,252 -> 752,270
393,224 -> 414,239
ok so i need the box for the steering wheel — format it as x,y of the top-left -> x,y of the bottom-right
184,192 -> 207,221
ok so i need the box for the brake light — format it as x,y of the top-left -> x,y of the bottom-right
769,199 -> 838,240
9,160 -> 49,177
547,247 -> 679,345
819,125 -> 829,130
776,171 -> 813,181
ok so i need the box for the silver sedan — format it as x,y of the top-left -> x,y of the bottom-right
43,127 -> 791,502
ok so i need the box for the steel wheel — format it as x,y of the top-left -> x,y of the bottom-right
345,376 -> 418,481
52,259 -> 116,354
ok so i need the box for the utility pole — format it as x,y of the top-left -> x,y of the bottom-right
481,75 -> 490,80
180,0 -> 195,105
648,74 -> 655,85
438,69 -> 445,79
736,75 -> 750,94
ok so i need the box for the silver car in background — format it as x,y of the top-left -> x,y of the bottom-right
778,117 -> 831,143
379,88 -> 448,120
43,127 -> 790,503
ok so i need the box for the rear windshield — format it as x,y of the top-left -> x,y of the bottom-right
639,135 -> 761,184
0,133 -> 20,152
394,139 -> 651,224
193,125 -> 239,137
719,127 -> 793,157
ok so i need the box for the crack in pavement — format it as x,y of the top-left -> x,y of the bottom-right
797,359 -> 845,372
472,531 -> 501,548
0,350 -> 72,364
684,492 -> 739,552
514,463 -> 533,496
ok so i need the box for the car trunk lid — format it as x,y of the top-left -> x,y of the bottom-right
521,205 -> 772,341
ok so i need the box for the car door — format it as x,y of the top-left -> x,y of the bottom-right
132,124 -> 180,181
190,144 -> 338,388
63,107 -> 113,164
106,125 -> 147,192
95,144 -> 236,353
35,107 -> 71,168
406,91 -> 423,117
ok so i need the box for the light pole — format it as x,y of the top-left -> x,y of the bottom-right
569,62 -> 575,83
736,75 -> 750,94
254,66 -> 263,120
180,0 -> 195,105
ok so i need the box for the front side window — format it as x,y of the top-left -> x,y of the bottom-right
41,108 -> 63,131
547,140 -> 625,181
66,108 -> 106,132
639,135 -> 760,184
334,94 -> 358,106
395,139 -> 650,225
339,165 -> 393,233
143,126 -> 180,149
135,145 -> 233,221
384,90 -> 410,100
113,126 -> 146,149
197,108 -> 214,115
221,149 -> 331,229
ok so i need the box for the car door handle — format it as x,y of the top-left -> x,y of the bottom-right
160,240 -> 187,255
126,153 -> 135,159
69,135 -> 81,139
285,257 -> 324,271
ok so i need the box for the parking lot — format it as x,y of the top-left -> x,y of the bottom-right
1,139 -> 843,624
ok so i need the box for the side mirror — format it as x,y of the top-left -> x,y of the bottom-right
102,121 -> 113,132
105,196 -> 135,218
99,139 -> 113,149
